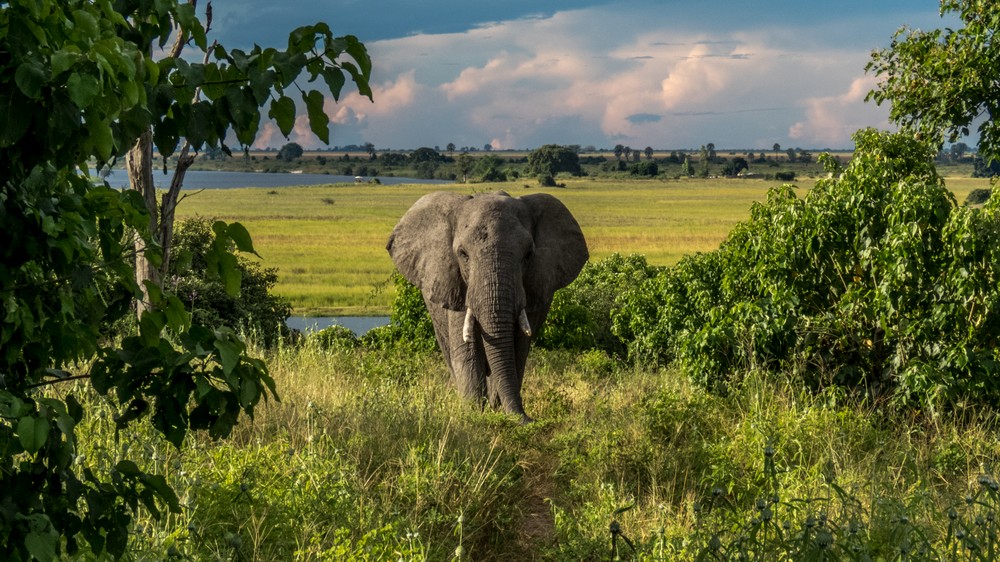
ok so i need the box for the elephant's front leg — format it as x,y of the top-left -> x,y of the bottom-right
446,308 -> 488,405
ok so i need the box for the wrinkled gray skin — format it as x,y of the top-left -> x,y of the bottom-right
387,191 -> 588,423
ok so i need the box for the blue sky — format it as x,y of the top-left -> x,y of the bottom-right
208,1 -> 951,150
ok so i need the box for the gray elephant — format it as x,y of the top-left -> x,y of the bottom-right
387,191 -> 588,423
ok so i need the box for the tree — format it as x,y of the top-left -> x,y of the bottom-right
681,156 -> 693,177
447,142 -> 456,153
278,142 -> 305,161
614,144 -> 625,160
867,1 -> 1000,162
364,142 -> 376,159
526,144 -> 582,178
456,152 -> 475,182
123,1 -> 372,317
645,146 -> 654,160
410,146 -> 444,163
950,142 -> 969,161
0,1 -> 370,558
773,143 -> 781,156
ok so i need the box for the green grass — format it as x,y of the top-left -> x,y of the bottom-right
176,175 -> 989,315
73,341 -> 1000,560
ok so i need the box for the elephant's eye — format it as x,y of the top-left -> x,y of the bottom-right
457,248 -> 469,262
524,249 -> 534,264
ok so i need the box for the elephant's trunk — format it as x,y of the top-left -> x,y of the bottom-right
472,266 -> 531,423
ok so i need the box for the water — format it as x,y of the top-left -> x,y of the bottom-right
286,316 -> 390,336
108,169 -> 452,189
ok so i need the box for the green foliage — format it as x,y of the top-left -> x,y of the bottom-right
0,1 -> 370,558
170,218 -> 293,347
629,160 -> 659,177
867,0 -> 1000,161
615,130 -> 1000,407
362,274 -> 438,352
308,325 -> 359,350
538,254 -> 662,356
527,144 -> 582,178
277,142 -> 304,162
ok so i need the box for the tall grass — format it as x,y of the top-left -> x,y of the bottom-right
65,337 -> 1000,560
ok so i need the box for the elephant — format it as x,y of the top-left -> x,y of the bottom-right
386,191 -> 588,423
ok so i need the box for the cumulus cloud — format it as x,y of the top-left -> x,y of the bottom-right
237,1 -> 918,150
789,75 -> 890,145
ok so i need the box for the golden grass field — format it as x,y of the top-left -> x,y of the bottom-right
176,175 -> 989,315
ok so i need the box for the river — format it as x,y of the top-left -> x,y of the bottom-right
108,169 -> 452,189
286,316 -> 390,336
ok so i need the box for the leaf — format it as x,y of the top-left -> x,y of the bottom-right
239,379 -> 258,409
18,415 -> 50,454
67,73 -> 101,108
268,95 -> 296,137
15,59 -> 48,99
0,91 -> 32,147
321,67 -> 346,102
303,89 -> 329,144
227,222 -> 258,256
25,530 -> 58,562
214,335 -> 242,376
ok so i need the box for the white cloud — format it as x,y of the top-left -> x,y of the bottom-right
269,3 -> 908,150
789,75 -> 890,146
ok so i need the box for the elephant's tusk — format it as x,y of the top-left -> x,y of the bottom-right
518,309 -> 532,337
463,308 -> 475,343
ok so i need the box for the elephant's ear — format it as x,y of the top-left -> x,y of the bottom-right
519,193 -> 589,305
386,191 -> 471,310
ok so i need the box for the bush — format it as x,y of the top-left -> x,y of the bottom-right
966,188 -> 993,205
628,160 -> 659,177
537,254 -> 662,356
169,218 -> 293,346
309,325 -> 359,350
614,130 -> 1000,407
363,273 -> 438,352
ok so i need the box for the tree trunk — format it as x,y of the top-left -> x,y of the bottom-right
127,130 -> 159,316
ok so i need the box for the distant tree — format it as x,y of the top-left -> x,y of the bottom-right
951,142 -> 970,161
364,142 -> 376,159
409,147 -> 444,163
786,148 -> 798,163
278,142 -> 305,161
974,156 -> 1000,178
645,146 -> 654,160
447,142 -> 456,153
623,146 -> 633,161
773,143 -> 781,156
699,145 -> 711,177
457,152 -> 475,182
706,142 -> 717,162
527,144 -> 582,177
614,144 -> 625,160
681,156 -> 693,177
724,157 -> 749,177
484,143 -> 493,151
474,154 -> 505,181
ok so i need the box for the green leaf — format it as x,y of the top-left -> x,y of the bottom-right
268,95 -> 296,137
239,379 -> 258,409
18,415 -> 50,454
219,252 -> 241,296
303,89 -> 329,144
321,67 -> 346,102
67,73 -> 101,109
15,59 -> 48,99
214,335 -> 242,375
0,91 -> 32,147
25,530 -> 58,562
227,222 -> 258,255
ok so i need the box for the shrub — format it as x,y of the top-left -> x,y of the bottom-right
363,273 -> 438,352
537,254 -> 662,356
308,325 -> 359,350
614,129 -> 1000,407
169,218 -> 293,346
966,188 -> 992,205
628,160 -> 659,177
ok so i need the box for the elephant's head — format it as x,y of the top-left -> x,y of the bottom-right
386,191 -> 588,422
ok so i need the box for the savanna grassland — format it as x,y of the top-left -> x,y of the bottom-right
176,174 -> 984,315
98,158 -> 1000,561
